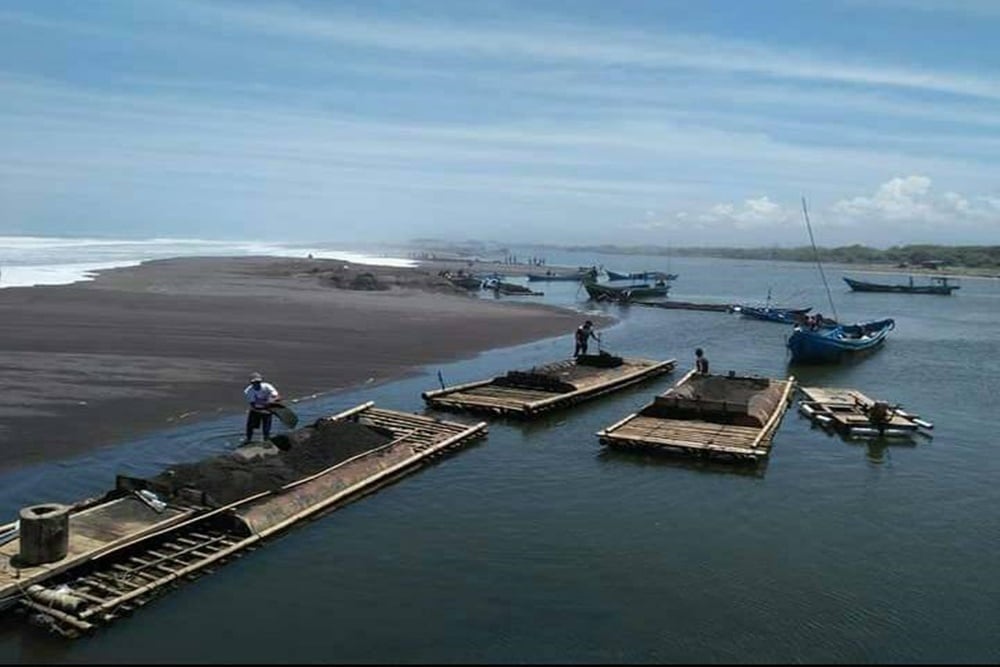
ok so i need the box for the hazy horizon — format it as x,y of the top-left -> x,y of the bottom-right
2,1 -> 998,247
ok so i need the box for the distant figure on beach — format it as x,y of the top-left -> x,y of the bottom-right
574,320 -> 598,357
695,348 -> 709,374
244,372 -> 281,444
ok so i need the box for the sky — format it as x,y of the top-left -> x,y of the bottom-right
1,0 -> 998,247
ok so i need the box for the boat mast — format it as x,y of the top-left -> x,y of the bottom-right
801,197 -> 839,321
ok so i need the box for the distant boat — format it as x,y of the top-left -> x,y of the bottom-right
606,270 -> 678,282
582,279 -> 670,302
843,276 -> 960,295
787,318 -> 895,364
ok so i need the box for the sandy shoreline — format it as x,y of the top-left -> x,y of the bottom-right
0,256 -> 603,472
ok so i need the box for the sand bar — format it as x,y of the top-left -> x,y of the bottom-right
0,256 -> 600,471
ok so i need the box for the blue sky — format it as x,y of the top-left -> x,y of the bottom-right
1,0 -> 998,247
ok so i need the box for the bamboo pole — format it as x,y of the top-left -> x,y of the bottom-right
749,377 -> 796,450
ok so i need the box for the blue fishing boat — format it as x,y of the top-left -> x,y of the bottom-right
788,198 -> 895,364
787,318 -> 895,364
737,305 -> 812,325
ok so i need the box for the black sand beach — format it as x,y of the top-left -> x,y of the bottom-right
0,256 -> 599,471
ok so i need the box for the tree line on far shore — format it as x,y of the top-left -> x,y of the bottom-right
563,244 -> 1000,270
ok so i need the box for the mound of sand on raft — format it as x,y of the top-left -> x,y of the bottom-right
147,419 -> 394,507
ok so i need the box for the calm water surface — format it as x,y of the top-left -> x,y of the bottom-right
1,254 -> 998,663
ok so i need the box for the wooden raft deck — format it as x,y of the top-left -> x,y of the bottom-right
422,357 -> 676,417
0,403 -> 486,637
597,371 -> 796,462
798,386 -> 933,438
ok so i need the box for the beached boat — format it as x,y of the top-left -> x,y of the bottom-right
445,275 -> 483,290
797,386 -> 933,439
843,276 -> 960,295
605,270 -> 678,282
596,370 -> 796,462
735,305 -> 812,325
582,279 -> 670,302
422,354 -> 676,417
0,403 -> 486,637
787,318 -> 895,364
483,279 -> 543,296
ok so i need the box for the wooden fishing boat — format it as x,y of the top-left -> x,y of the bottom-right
483,279 -> 543,296
787,318 -> 895,364
582,279 -> 670,302
526,268 -> 597,282
0,403 -> 486,637
596,370 -> 795,462
636,300 -> 733,313
843,276 -> 960,295
798,386 -> 933,439
735,305 -> 812,324
606,270 -> 678,282
422,354 -> 676,417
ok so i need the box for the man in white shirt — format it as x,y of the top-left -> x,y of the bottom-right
244,371 -> 281,444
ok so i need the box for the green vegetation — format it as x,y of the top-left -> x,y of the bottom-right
563,244 -> 1000,271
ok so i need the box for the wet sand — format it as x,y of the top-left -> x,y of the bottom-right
0,256 -> 600,471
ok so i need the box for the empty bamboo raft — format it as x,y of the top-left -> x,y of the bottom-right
798,386 -> 933,438
422,354 -> 677,417
597,370 -> 796,462
0,402 -> 486,637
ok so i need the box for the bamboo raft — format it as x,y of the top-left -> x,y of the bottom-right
596,370 -> 796,462
0,403 -> 486,637
798,386 -> 933,438
422,355 -> 677,418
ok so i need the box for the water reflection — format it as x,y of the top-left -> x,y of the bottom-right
596,446 -> 770,479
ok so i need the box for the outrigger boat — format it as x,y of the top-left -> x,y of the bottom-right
605,270 -> 678,282
0,403 -> 486,637
843,275 -> 960,295
423,353 -> 676,418
798,386 -> 933,439
596,370 -> 796,462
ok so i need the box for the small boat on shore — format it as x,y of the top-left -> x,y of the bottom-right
0,403 -> 486,637
423,353 -> 676,418
596,370 -> 796,462
787,318 -> 895,364
798,386 -> 933,439
582,279 -> 670,302
483,279 -> 543,296
843,275 -> 960,295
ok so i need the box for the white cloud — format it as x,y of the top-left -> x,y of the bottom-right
696,196 -> 797,229
828,175 -> 997,228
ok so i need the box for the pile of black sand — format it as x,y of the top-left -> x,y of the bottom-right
147,419 -> 394,507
